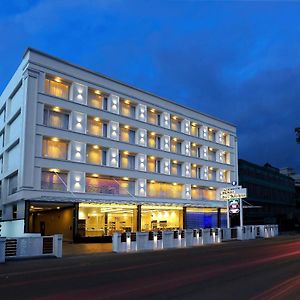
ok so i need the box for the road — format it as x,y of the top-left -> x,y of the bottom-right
0,235 -> 300,300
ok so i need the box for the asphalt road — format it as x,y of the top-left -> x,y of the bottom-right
0,235 -> 300,300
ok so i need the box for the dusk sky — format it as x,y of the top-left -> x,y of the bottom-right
1,0 -> 299,171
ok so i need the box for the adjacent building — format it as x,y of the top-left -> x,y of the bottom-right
239,159 -> 295,230
0,48 -> 237,241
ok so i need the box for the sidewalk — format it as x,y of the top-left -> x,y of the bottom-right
63,242 -> 112,256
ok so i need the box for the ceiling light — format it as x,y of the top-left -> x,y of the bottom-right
124,125 -> 130,129
94,117 -> 100,122
93,145 -> 99,149
51,137 -> 59,142
94,90 -> 101,95
123,177 -> 129,181
124,100 -> 130,105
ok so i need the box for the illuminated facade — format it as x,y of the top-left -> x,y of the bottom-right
0,48 -> 238,241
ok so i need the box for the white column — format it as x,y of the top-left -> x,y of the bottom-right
200,166 -> 208,180
69,171 -> 85,193
182,141 -> 191,156
161,112 -> 170,129
71,112 -> 86,134
136,104 -> 147,122
108,94 -> 119,114
108,148 -> 119,168
181,119 -> 190,135
108,121 -> 119,140
161,158 -> 170,175
182,162 -> 191,178
182,184 -> 191,199
200,145 -> 208,160
69,141 -> 86,163
161,135 -> 170,152
200,125 -> 208,139
136,129 -> 147,147
135,153 -> 147,172
70,83 -> 87,105
135,178 -> 147,197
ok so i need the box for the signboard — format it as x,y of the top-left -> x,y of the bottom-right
220,186 -> 247,200
229,199 -> 240,214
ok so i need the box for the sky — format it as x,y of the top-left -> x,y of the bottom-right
0,0 -> 299,171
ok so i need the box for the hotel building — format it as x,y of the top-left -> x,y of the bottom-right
0,49 -> 237,241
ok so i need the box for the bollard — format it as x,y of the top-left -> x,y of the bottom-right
162,231 -> 173,249
53,234 -> 63,258
156,231 -> 163,250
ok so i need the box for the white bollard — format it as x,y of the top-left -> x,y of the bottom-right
53,234 -> 63,258
162,231 -> 173,249
136,232 -> 148,251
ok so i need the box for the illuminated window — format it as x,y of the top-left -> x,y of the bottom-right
45,78 -> 69,99
171,162 -> 182,176
171,117 -> 181,131
171,139 -> 181,154
191,124 -> 199,137
86,145 -> 107,165
120,127 -> 135,144
41,170 -> 67,191
147,181 -> 183,199
88,89 -> 103,109
43,107 -> 69,129
120,100 -> 136,118
119,153 -> 135,170
86,176 -> 134,195
87,117 -> 103,136
42,138 -> 68,160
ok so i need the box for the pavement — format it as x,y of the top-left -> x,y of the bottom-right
62,242 -> 112,256
0,235 -> 300,300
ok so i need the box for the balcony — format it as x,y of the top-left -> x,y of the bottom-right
44,78 -> 69,100
43,106 -> 69,130
42,137 -> 68,160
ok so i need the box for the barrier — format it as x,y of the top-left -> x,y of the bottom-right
1,234 -> 63,262
112,225 -> 279,253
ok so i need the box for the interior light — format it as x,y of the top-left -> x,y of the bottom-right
209,187 -> 214,190
150,108 -> 155,113
172,182 -> 178,186
93,145 -> 99,149
209,147 -> 213,151
150,132 -> 156,136
54,77 -> 61,83
172,116 -> 177,120
192,122 -> 197,126
172,138 -> 177,142
173,160 -> 177,164
94,117 -> 100,122
123,151 -> 129,155
124,100 -> 130,105
150,180 -> 155,183
209,167 -> 214,170
51,137 -> 59,142
192,143 -> 197,147
123,177 -> 129,181
94,90 -> 101,95
124,125 -> 130,129
150,156 -> 155,160
57,206 -> 60,209
92,173 -> 99,178
208,128 -> 213,132
53,106 -> 60,112
192,185 -> 197,188
49,168 -> 60,173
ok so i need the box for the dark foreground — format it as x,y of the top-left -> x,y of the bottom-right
0,235 -> 300,300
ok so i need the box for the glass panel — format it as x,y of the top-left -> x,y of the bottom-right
78,203 -> 137,236
147,182 -> 183,198
44,108 -> 69,129
88,90 -> 103,109
86,177 -> 135,195
41,171 -> 67,191
45,79 -> 69,99
8,174 -> 18,195
87,118 -> 102,136
148,111 -> 157,125
86,145 -> 102,165
42,139 -> 68,159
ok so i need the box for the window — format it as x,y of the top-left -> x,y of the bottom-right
88,89 -> 103,109
86,176 -> 135,195
148,109 -> 158,125
170,139 -> 181,154
42,138 -> 68,160
147,181 -> 183,199
191,124 -> 199,137
171,117 -> 181,131
120,100 -> 136,118
0,107 -> 5,128
120,153 -> 135,170
208,129 -> 215,142
45,78 -> 69,99
103,97 -> 108,111
41,170 -> 68,191
44,107 -> 69,130
120,127 -> 136,144
147,157 -> 161,173
191,143 -> 200,157
0,132 -> 4,151
12,205 -> 17,219
8,173 -> 18,195
103,123 -> 108,138
87,117 -> 103,136
86,145 -> 102,165
148,133 -> 160,149
171,162 -> 182,176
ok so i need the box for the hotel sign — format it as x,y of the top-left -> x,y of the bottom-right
220,186 -> 247,201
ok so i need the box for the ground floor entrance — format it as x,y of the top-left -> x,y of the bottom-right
26,201 -> 226,242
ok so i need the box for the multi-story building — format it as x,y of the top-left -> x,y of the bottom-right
0,48 -> 237,241
239,160 -> 295,230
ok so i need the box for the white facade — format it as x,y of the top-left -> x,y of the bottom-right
0,48 -> 238,237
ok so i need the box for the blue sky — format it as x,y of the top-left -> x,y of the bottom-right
1,0 -> 300,171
